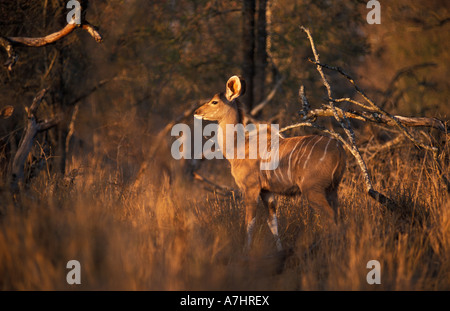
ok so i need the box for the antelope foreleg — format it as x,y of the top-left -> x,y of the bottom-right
246,216 -> 256,252
267,213 -> 283,251
244,190 -> 260,252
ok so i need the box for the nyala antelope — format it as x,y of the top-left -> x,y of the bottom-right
194,76 -> 346,252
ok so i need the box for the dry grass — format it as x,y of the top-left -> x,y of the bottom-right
0,129 -> 448,291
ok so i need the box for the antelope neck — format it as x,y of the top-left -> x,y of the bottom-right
217,103 -> 242,161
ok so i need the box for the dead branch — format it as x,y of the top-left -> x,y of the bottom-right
279,120 -> 397,209
307,58 -> 440,155
10,89 -> 61,192
300,106 -> 446,132
250,76 -> 285,117
290,26 -> 449,204
0,37 -> 17,71
1,105 -> 14,119
67,78 -> 113,107
1,9 -> 102,71
193,172 -> 238,197
308,35 -> 449,192
363,135 -> 405,153
300,26 -> 389,206
299,85 -> 310,114
380,62 -> 437,109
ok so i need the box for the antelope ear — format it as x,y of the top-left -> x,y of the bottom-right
0,106 -> 14,119
225,76 -> 246,101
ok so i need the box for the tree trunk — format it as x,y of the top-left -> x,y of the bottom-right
54,7 -> 69,176
254,0 -> 268,108
242,0 -> 255,111
10,89 -> 60,192
53,40 -> 68,176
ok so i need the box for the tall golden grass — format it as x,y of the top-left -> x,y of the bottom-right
0,125 -> 448,291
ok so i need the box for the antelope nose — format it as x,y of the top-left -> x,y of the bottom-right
194,111 -> 203,120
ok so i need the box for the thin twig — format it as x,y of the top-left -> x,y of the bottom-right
301,26 -> 374,193
193,172 -> 237,197
308,59 -> 439,154
250,76 -> 285,117
1,9 -> 103,71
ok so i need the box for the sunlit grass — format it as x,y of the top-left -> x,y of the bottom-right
0,137 -> 448,290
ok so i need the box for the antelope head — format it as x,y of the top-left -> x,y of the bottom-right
194,75 -> 245,122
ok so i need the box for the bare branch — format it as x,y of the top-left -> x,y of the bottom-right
307,58 -> 440,154
37,116 -> 62,132
81,22 -> 103,43
10,89 -> 60,192
279,120 -> 398,210
380,62 -> 437,108
250,76 -> 285,117
28,88 -> 48,117
297,25 -> 449,202
1,11 -> 103,71
363,135 -> 406,162
1,105 -> 14,119
193,172 -> 238,197
299,85 -> 310,115
0,36 -> 18,71
333,97 -> 375,111
301,106 -> 446,132
301,26 -> 374,193
6,23 -> 78,47
67,78 -> 113,107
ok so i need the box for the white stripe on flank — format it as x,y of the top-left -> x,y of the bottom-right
319,137 -> 332,162
267,214 -> 279,236
303,136 -> 323,169
273,167 -> 282,183
296,137 -> 314,167
292,139 -> 306,168
275,167 -> 286,184
331,158 -> 340,182
288,139 -> 303,183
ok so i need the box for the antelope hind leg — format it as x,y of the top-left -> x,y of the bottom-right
243,190 -> 260,252
302,186 -> 337,229
261,191 -> 283,251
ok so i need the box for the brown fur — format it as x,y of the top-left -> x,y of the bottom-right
194,76 -> 346,250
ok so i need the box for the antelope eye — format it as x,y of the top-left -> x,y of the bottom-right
211,100 -> 218,105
